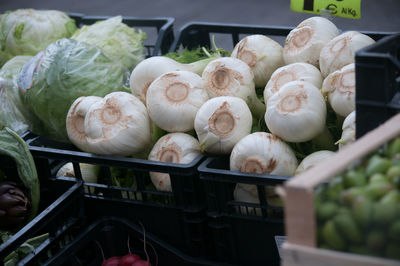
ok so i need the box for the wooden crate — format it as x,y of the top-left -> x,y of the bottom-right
281,112 -> 400,266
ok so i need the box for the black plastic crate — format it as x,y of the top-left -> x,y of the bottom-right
169,21 -> 391,53
0,177 -> 83,265
78,15 -> 174,57
168,21 -> 397,266
44,216 -> 230,266
355,33 -> 400,138
66,12 -> 84,26
198,157 -> 289,266
24,132 -> 209,257
0,177 -> 228,266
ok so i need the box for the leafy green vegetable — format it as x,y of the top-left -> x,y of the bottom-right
72,16 -> 146,71
3,233 -> 48,266
0,127 -> 39,224
0,9 -> 77,66
165,43 -> 231,64
326,102 -> 343,143
0,55 -> 43,134
19,38 -> 130,142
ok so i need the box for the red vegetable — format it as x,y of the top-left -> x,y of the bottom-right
102,256 -> 121,266
121,254 -> 141,266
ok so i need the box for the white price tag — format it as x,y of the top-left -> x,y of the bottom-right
275,235 -> 286,259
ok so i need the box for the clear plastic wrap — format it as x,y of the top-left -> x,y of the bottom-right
18,38 -> 130,142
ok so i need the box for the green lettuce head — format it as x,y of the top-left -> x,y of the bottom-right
72,16 -> 146,71
0,55 -> 44,135
0,9 -> 77,66
18,38 -> 130,142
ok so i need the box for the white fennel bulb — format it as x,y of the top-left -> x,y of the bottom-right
66,96 -> 103,151
84,92 -> 152,156
319,31 -> 375,77
194,96 -> 252,154
337,110 -> 356,149
130,55 -> 217,104
264,62 -> 323,104
231,132 -> 298,212
231,34 -> 284,88
265,80 -> 326,143
148,133 -> 201,192
283,16 -> 339,67
56,162 -> 100,193
230,132 -> 298,175
146,71 -> 208,132
202,57 -> 265,118
322,63 -> 355,117
295,150 -> 335,175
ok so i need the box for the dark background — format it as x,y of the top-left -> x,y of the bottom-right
1,0 -> 399,33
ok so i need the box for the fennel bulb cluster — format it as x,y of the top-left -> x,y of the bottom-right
66,92 -> 152,157
130,55 -> 219,104
319,31 -> 375,78
264,62 -> 322,105
322,63 -> 356,118
202,57 -> 265,119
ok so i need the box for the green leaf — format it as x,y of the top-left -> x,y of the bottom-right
0,127 -> 39,223
13,23 -> 24,40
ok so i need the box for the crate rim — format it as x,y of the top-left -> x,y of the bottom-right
169,20 -> 398,52
79,15 -> 174,24
25,133 -> 205,172
169,21 -> 293,52
356,32 -> 400,62
198,156 -> 290,185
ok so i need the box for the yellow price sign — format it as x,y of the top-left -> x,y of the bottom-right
291,0 -> 361,19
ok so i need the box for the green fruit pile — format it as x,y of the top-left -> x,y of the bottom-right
315,138 -> 400,260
